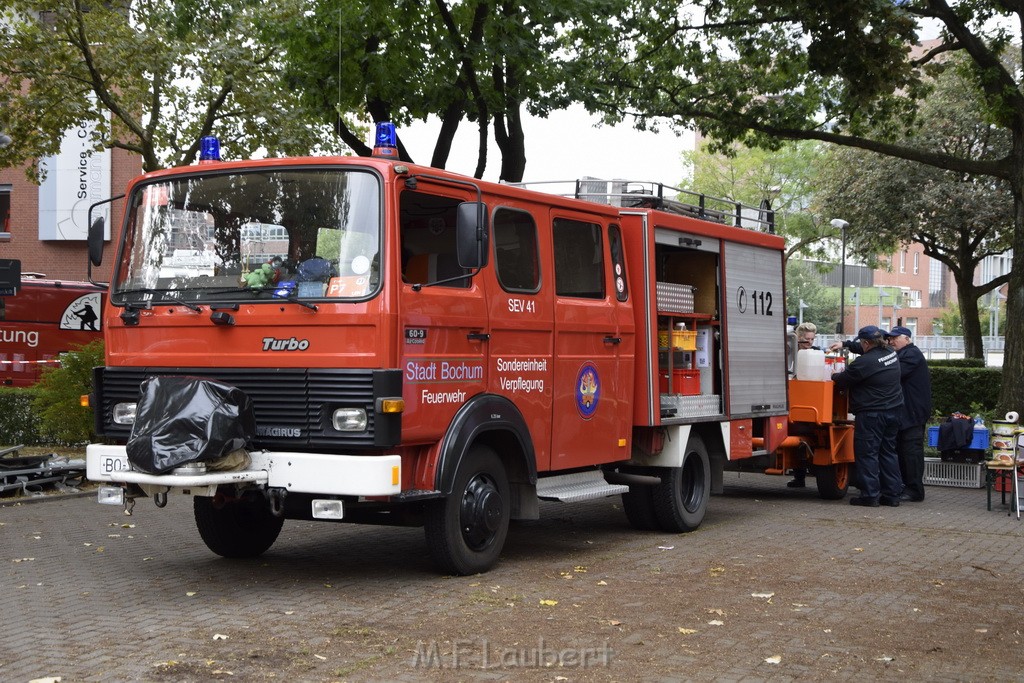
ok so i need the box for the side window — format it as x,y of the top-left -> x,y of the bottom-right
552,218 -> 604,299
608,224 -> 628,302
493,208 -> 540,292
399,190 -> 470,289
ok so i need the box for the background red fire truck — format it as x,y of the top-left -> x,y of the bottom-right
0,268 -> 104,387
85,129 -> 852,575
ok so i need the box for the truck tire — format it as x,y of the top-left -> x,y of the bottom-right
813,463 -> 850,500
622,485 -> 659,531
194,495 -> 284,558
652,435 -> 710,532
425,445 -> 510,575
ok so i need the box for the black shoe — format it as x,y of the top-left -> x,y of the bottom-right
879,496 -> 901,507
899,493 -> 924,502
849,497 -> 880,507
787,478 -> 806,488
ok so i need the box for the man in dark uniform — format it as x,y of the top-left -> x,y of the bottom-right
886,326 -> 931,502
831,326 -> 904,507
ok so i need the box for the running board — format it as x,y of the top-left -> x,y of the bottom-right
536,471 -> 630,503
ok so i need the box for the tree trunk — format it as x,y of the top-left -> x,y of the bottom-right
956,284 -> 985,359
493,108 -> 526,182
998,161 -> 1024,414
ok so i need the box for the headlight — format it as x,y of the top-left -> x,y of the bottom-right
332,407 -> 367,431
113,402 -> 137,425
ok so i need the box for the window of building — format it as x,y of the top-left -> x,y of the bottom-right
899,250 -> 906,273
0,185 -> 11,241
493,208 -> 540,293
913,251 -> 919,275
553,218 -> 604,299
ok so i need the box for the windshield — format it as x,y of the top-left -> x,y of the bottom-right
114,168 -> 381,305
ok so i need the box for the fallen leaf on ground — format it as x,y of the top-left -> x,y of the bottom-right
539,599 -> 558,606
314,654 -> 326,660
706,608 -> 726,616
709,567 -> 725,576
213,634 -> 228,640
186,591 -> 197,597
708,620 -> 724,626
678,627 -> 697,635
875,655 -> 895,662
765,655 -> 781,664
751,592 -> 775,599
658,545 -> 675,550
597,580 -> 608,586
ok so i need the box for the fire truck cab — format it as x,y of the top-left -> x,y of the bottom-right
86,140 -> 802,575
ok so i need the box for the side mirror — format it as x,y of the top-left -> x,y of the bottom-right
88,216 -> 104,267
455,201 -> 488,270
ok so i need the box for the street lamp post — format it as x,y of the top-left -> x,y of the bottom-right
830,219 -> 850,335
852,286 -> 860,333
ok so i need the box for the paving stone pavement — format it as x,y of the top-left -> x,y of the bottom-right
2,472 -> 1022,682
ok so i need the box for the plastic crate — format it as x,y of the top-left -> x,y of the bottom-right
923,458 -> 984,488
927,426 -> 989,450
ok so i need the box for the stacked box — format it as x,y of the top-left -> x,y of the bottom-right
656,282 -> 695,313
922,458 -> 984,488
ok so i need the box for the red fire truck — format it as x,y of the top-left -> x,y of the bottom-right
85,130 -> 852,574
0,274 -> 104,387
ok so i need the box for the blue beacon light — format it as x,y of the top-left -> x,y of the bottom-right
199,136 -> 221,164
371,122 -> 398,159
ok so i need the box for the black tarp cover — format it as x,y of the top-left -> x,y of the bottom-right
126,376 -> 256,474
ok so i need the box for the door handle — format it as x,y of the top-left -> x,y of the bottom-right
603,336 -> 622,345
467,332 -> 491,342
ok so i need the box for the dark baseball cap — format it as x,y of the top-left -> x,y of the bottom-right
887,326 -> 913,339
855,325 -> 886,341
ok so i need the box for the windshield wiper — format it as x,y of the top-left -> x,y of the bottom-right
118,288 -> 202,312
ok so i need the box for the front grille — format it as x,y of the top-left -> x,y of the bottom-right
95,366 -> 400,450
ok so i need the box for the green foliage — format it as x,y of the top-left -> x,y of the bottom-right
928,366 -> 1002,419
933,302 -> 1006,336
785,260 -> 838,331
929,358 -> 986,368
0,387 -> 44,446
0,0 -> 335,175
32,340 -> 104,445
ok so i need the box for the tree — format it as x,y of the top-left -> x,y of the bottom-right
815,57 -> 1013,358
0,0 -> 335,176
684,139 -> 837,263
280,0 -> 584,182
566,0 -> 1024,412
785,260 -> 839,331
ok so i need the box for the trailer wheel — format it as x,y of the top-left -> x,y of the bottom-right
194,495 -> 284,558
813,463 -> 850,500
652,435 -> 710,532
622,485 -> 659,531
425,445 -> 510,575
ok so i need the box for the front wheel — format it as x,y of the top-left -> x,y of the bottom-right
425,445 -> 510,575
194,494 -> 284,558
652,435 -> 711,532
813,462 -> 850,500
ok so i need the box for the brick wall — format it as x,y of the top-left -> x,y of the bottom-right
0,148 -> 141,281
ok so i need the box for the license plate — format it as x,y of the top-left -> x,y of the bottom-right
97,454 -> 131,478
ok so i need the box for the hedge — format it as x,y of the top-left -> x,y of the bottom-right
929,366 -> 1002,419
928,358 -> 986,369
0,387 -> 45,446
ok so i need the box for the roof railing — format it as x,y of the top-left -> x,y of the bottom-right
511,178 -> 775,233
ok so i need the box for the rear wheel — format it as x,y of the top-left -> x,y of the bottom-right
622,485 -> 659,531
652,435 -> 711,532
194,494 -> 284,558
813,462 -> 850,500
425,446 -> 510,575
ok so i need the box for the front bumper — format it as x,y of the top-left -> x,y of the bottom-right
86,444 -> 402,497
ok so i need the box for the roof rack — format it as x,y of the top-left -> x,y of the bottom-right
511,178 -> 775,233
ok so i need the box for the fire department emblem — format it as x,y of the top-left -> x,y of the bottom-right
575,362 -> 600,419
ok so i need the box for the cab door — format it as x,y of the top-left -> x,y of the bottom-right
484,206 -> 554,470
549,214 -> 634,470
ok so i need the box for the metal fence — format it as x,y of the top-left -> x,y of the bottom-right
817,335 -> 1005,366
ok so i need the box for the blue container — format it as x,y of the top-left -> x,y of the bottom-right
928,426 -> 989,449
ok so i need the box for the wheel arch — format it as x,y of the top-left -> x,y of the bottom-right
434,393 -> 537,507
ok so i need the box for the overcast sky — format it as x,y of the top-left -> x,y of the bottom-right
401,105 -> 694,187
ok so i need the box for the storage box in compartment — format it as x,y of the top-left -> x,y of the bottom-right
655,282 -> 695,313
923,458 -> 984,488
927,426 -> 989,450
